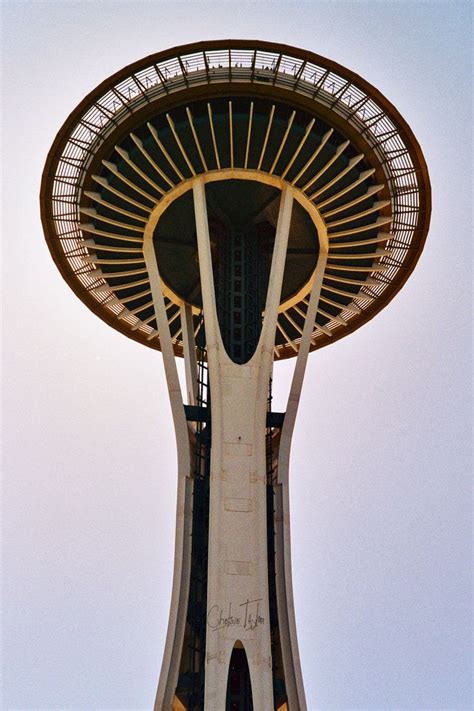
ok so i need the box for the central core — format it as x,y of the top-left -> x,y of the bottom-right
153,178 -> 319,362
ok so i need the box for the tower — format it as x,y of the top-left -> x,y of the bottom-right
40,40 -> 431,710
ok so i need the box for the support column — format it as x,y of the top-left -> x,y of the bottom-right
143,238 -> 194,711
180,302 -> 198,406
145,176 -> 319,709
193,180 -> 293,710
275,248 -> 328,711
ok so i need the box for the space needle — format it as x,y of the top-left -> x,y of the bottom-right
41,40 -> 431,710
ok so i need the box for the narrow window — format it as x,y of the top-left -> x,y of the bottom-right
225,642 -> 253,710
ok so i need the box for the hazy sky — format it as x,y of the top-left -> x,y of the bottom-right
1,1 -> 472,710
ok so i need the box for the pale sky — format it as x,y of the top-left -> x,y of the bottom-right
1,1 -> 472,710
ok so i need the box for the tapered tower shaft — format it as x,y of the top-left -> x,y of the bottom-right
196,182 -> 290,709
147,181 -> 327,709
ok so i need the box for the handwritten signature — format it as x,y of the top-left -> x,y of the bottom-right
207,598 -> 265,632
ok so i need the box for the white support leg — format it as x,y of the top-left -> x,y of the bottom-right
258,186 -> 294,369
281,249 -> 328,456
276,249 -> 328,710
143,239 -> 193,710
180,302 -> 198,406
143,239 -> 188,443
192,178 -> 222,366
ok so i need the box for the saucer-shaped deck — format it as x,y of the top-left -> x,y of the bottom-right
41,40 -> 430,359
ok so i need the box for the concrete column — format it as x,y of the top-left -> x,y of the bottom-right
180,302 -> 198,406
146,176 -> 313,709
276,249 -> 328,711
193,181 -> 293,709
143,238 -> 193,710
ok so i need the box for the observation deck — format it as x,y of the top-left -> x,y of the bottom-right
41,39 -> 430,360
